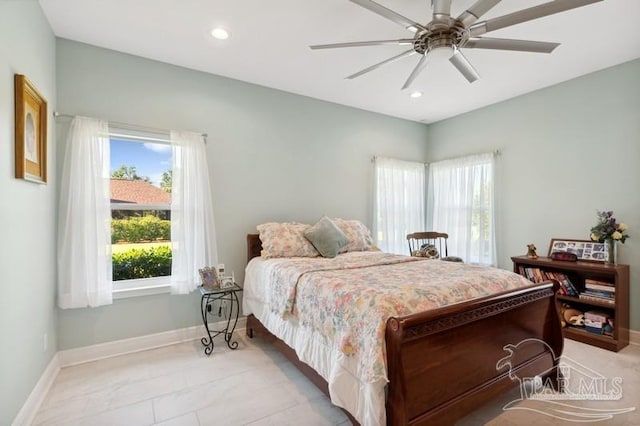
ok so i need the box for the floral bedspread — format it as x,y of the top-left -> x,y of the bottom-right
266,252 -> 534,384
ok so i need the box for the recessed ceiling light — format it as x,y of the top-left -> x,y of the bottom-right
211,28 -> 230,40
410,91 -> 423,98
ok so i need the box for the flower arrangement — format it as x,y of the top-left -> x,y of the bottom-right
590,211 -> 630,243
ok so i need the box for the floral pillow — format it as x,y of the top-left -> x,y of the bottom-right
333,218 -> 374,252
257,222 -> 320,258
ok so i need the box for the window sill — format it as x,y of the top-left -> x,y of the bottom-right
113,277 -> 172,299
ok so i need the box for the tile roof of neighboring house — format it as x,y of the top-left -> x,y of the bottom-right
111,179 -> 171,205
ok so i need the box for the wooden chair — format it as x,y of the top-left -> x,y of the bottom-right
406,232 -> 463,262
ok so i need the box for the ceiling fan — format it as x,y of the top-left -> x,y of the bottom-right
310,0 -> 603,88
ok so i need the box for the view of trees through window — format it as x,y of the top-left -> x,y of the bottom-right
110,138 -> 172,281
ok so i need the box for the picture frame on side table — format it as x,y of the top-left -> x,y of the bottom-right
548,238 -> 607,263
199,266 -> 220,290
14,74 -> 47,184
220,276 -> 235,289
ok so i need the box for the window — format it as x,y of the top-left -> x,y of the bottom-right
58,117 -> 216,308
373,157 -> 426,254
427,153 -> 496,266
109,129 -> 173,294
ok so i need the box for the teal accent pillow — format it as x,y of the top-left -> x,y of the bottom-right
304,216 -> 349,258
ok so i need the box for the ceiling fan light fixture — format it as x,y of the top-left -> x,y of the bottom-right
449,46 -> 480,83
429,45 -> 454,61
211,27 -> 230,40
410,91 -> 423,98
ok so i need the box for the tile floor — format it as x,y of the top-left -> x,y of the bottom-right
34,333 -> 639,425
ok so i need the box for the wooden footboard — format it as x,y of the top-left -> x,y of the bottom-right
385,281 -> 563,425
245,234 -> 564,425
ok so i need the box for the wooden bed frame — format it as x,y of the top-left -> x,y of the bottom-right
245,234 -> 564,425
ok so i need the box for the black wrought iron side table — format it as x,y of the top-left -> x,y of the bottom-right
199,284 -> 242,355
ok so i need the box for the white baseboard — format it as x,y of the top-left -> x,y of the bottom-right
630,329 -> 640,346
58,317 -> 246,367
12,353 -> 61,426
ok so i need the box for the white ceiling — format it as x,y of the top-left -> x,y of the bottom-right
39,0 -> 640,123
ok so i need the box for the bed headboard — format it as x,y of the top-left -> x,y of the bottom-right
247,234 -> 262,262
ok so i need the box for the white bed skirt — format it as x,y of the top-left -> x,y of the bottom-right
243,258 -> 387,426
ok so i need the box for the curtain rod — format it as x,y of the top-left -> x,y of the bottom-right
428,149 -> 501,164
371,150 -> 501,164
53,111 -> 208,139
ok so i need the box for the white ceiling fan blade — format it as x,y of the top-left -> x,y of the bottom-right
347,49 -> 416,80
401,54 -> 429,90
449,48 -> 480,83
432,0 -> 452,22
469,0 -> 603,37
349,0 -> 426,32
464,37 -> 560,53
456,0 -> 502,27
310,39 -> 414,50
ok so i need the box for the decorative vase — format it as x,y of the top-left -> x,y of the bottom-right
605,239 -> 617,265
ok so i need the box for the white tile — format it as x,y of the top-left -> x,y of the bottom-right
109,371 -> 189,408
43,401 -> 155,426
153,361 -> 299,422
154,412 -> 200,426
152,372 -> 240,422
246,395 -> 348,426
34,337 -> 640,426
35,369 -> 188,424
33,396 -> 91,425
196,382 -> 300,426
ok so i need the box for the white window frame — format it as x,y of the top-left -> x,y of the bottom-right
110,128 -> 173,298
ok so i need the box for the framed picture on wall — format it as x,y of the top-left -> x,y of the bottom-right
14,74 -> 48,184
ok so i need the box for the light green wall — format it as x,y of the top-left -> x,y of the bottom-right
55,39 -> 429,350
0,2 -> 57,424
427,59 -> 640,331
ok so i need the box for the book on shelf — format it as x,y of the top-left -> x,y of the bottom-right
585,278 -> 615,286
585,310 -> 609,323
578,293 -> 615,305
585,281 -> 616,293
585,318 -> 604,334
520,267 -> 541,283
518,267 -> 580,296
545,271 -> 578,296
582,290 -> 615,300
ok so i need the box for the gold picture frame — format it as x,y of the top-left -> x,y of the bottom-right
548,238 -> 608,263
15,74 -> 47,183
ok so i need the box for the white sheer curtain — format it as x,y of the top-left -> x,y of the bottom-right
373,157 -> 425,255
427,153 -> 496,266
170,130 -> 218,294
58,116 -> 112,308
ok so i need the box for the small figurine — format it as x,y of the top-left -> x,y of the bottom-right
527,244 -> 538,259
